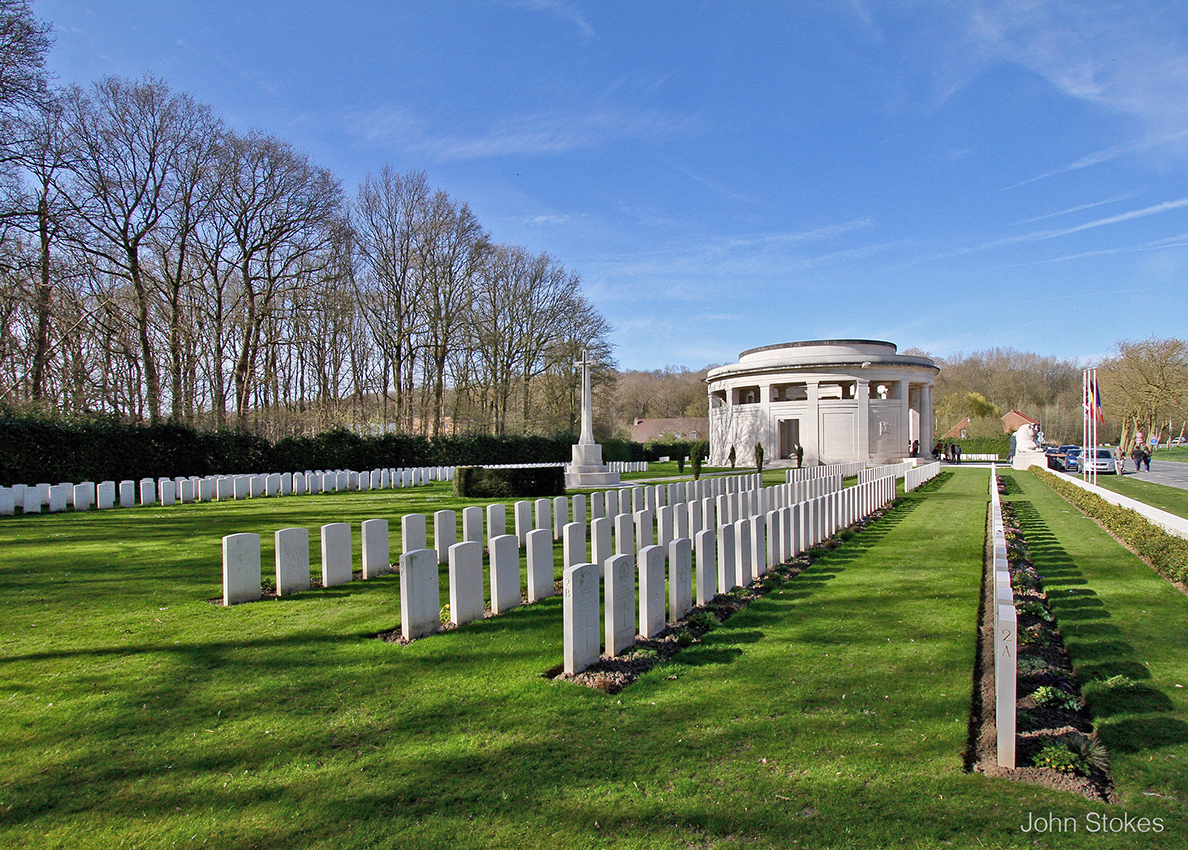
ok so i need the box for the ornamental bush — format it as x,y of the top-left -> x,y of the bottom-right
453,465 -> 566,498
1034,469 -> 1188,583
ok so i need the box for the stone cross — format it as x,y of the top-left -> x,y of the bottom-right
575,348 -> 595,445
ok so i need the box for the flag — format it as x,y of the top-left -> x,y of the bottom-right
1093,379 -> 1104,423
1084,371 -> 1104,422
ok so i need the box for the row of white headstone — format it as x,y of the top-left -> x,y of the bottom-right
472,461 -> 648,473
0,466 -> 451,516
857,460 -> 915,485
989,465 -> 1016,768
786,461 -> 867,482
904,461 -> 941,491
963,453 -> 1001,462
561,473 -> 900,673
220,470 -> 819,606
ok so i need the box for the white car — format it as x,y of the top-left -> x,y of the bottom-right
1172,437 -> 1185,446
1081,448 -> 1119,474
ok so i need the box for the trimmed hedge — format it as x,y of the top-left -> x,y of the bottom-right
0,411 -> 594,485
453,466 -> 566,499
944,435 -> 1011,456
1034,468 -> 1188,584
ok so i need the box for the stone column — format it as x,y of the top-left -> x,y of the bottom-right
856,378 -> 870,463
897,379 -> 911,459
804,381 -> 820,465
921,383 -> 935,457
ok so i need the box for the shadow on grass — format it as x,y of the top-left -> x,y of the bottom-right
1010,498 -> 1188,752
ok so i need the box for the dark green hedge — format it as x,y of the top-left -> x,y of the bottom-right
0,411 -> 602,484
1035,468 -> 1188,583
453,466 -> 566,499
938,435 -> 1011,456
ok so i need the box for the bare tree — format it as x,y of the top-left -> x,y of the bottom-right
59,76 -> 214,422
351,167 -> 430,431
214,130 -> 341,422
415,189 -> 486,436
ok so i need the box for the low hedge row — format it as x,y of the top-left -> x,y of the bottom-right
0,411 -> 601,485
453,466 -> 566,499
1034,468 -> 1188,583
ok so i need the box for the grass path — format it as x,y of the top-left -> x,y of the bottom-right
2,471 -> 1186,847
1006,470 -> 1188,823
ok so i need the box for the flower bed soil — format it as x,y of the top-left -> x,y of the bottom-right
967,477 -> 1118,803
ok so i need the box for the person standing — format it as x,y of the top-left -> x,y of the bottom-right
1143,447 -> 1152,472
1132,443 -> 1143,472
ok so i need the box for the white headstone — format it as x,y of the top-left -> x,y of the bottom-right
48,484 -> 68,512
434,510 -> 456,565
462,506 -> 483,544
552,496 -> 569,540
717,522 -> 736,592
402,513 -> 428,554
590,517 -> 612,577
563,521 -> 586,569
634,509 -> 654,551
604,553 -> 635,656
614,512 -> 634,556
222,533 -> 261,605
572,494 -> 587,526
535,498 -> 552,535
563,562 -> 601,674
140,478 -> 157,506
489,534 -> 521,614
361,518 -> 390,579
734,518 -> 752,586
668,537 -> 693,622
448,540 -> 484,626
486,503 -> 507,543
275,527 -> 311,596
0,487 -> 13,516
320,523 -> 353,588
400,548 -> 440,640
526,528 -> 555,602
695,528 -> 717,606
638,544 -> 666,639
159,479 -> 176,507
750,514 -> 767,577
514,500 -> 533,546
73,482 -> 95,511
119,480 -> 136,507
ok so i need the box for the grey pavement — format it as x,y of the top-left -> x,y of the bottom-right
1123,458 -> 1188,492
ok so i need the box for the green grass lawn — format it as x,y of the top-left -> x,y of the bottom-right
1086,474 -> 1188,521
2,471 -> 1187,848
1154,446 -> 1188,463
1005,470 -> 1188,817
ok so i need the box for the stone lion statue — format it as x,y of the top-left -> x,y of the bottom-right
1014,422 -> 1043,453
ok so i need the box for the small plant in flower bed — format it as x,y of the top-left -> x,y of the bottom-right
1101,674 -> 1137,690
1017,656 -> 1052,675
1032,741 -> 1086,775
1018,625 -> 1046,648
1016,599 -> 1054,622
1032,684 -> 1081,711
686,610 -> 719,634
1011,566 -> 1042,592
1066,733 -> 1111,772
671,626 -> 696,647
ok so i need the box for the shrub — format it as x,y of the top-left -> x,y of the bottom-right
453,466 -> 565,498
1035,468 -> 1188,584
1032,684 -> 1080,711
690,441 -> 707,480
1032,741 -> 1084,774
754,441 -> 764,473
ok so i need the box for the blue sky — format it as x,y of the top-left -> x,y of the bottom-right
33,0 -> 1188,371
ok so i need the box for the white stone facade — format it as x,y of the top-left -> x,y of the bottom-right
706,340 -> 938,467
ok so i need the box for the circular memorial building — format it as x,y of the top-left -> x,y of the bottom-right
706,340 -> 939,467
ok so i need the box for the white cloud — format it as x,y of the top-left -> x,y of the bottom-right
508,0 -> 596,38
346,103 -> 691,161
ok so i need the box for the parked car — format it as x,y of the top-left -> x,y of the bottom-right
1172,437 -> 1185,446
1081,448 -> 1118,474
1065,447 -> 1083,471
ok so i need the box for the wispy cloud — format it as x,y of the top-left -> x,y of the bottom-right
346,104 -> 692,160
962,2 -> 1188,171
1000,129 -> 1188,191
508,0 -> 595,38
1008,192 -> 1139,226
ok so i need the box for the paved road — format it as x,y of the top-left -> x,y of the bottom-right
1122,458 -> 1188,491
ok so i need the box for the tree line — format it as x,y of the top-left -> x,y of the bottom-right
931,341 -> 1188,446
0,2 -> 612,441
